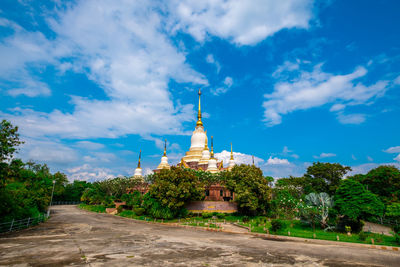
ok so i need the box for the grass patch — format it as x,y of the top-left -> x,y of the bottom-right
78,204 -> 106,213
243,219 -> 399,247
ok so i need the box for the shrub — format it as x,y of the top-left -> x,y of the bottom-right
216,213 -> 226,219
392,225 -> 400,234
242,216 -> 249,222
133,207 -> 145,216
395,233 -> 400,245
336,217 -> 364,233
202,212 -> 212,219
358,231 -> 367,241
270,219 -> 285,233
117,205 -> 123,213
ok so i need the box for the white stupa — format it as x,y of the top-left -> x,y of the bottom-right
134,150 -> 143,178
198,135 -> 211,166
228,143 -> 236,170
157,139 -> 170,170
182,89 -> 208,163
206,136 -> 219,173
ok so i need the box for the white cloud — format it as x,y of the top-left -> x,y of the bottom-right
75,141 -> 105,150
18,137 -> 79,165
367,156 -> 373,162
282,146 -> 299,159
384,146 -> 400,153
313,152 -> 336,159
206,54 -> 221,73
211,76 -> 234,95
395,154 -> 400,162
352,154 -> 357,160
264,62 -> 390,126
1,1 -> 207,141
66,164 -> 115,182
169,0 -> 315,45
336,113 -> 366,125
266,156 -> 290,165
215,150 -> 264,166
394,75 -> 400,85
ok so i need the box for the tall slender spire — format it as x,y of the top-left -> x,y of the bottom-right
137,150 -> 141,168
210,136 -> 214,158
252,155 -> 255,165
196,89 -> 203,127
163,139 -> 167,156
230,143 -> 234,160
204,132 -> 208,150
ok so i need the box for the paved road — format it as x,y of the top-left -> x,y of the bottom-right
0,206 -> 399,266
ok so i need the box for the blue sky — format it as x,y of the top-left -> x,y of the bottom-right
1,0 -> 399,181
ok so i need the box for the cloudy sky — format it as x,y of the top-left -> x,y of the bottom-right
1,0 -> 399,181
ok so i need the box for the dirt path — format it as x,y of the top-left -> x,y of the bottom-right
363,222 -> 393,236
0,205 -> 399,266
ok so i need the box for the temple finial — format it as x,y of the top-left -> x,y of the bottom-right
137,150 -> 141,168
210,136 -> 214,158
196,89 -> 203,127
230,143 -> 234,160
163,139 -> 167,156
252,155 -> 255,165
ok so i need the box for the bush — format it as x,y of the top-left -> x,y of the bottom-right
242,216 -> 249,222
270,219 -> 285,233
392,225 -> 400,234
133,207 -> 145,216
358,231 -> 367,241
336,217 -> 364,233
117,205 -> 123,214
216,213 -> 226,219
202,212 -> 212,219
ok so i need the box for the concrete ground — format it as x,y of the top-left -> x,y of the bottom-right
0,206 -> 399,266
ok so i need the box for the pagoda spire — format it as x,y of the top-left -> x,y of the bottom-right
196,89 -> 203,127
137,150 -> 141,168
210,136 -> 214,158
230,143 -> 234,160
163,139 -> 167,156
252,155 -> 255,165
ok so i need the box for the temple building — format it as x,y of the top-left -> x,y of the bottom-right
177,89 -> 234,172
133,90 -> 237,206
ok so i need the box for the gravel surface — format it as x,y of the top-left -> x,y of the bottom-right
0,205 -> 399,266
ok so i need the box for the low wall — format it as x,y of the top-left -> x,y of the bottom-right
186,201 -> 237,213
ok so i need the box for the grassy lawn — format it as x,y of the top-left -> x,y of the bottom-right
78,203 -> 106,213
241,219 -> 399,247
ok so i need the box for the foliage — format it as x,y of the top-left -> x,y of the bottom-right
270,219 -> 285,232
216,213 -> 225,219
149,167 -> 204,215
304,162 -> 351,195
275,176 -> 307,198
358,231 -> 367,241
386,203 -> 400,219
202,212 -> 212,219
0,159 -> 67,222
335,179 -> 384,221
78,204 -> 106,213
133,207 -> 145,216
121,191 -> 143,209
271,188 -> 300,219
336,216 -> 364,233
0,120 -> 24,163
142,194 -> 174,219
353,166 -> 400,205
56,180 -> 92,202
304,192 -> 334,228
221,164 -> 271,215
117,205 -> 123,213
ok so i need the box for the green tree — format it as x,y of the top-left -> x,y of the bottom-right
0,120 -> 23,162
221,164 -> 271,215
356,165 -> 400,204
149,167 -> 204,216
335,179 -> 384,221
304,162 -> 351,195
